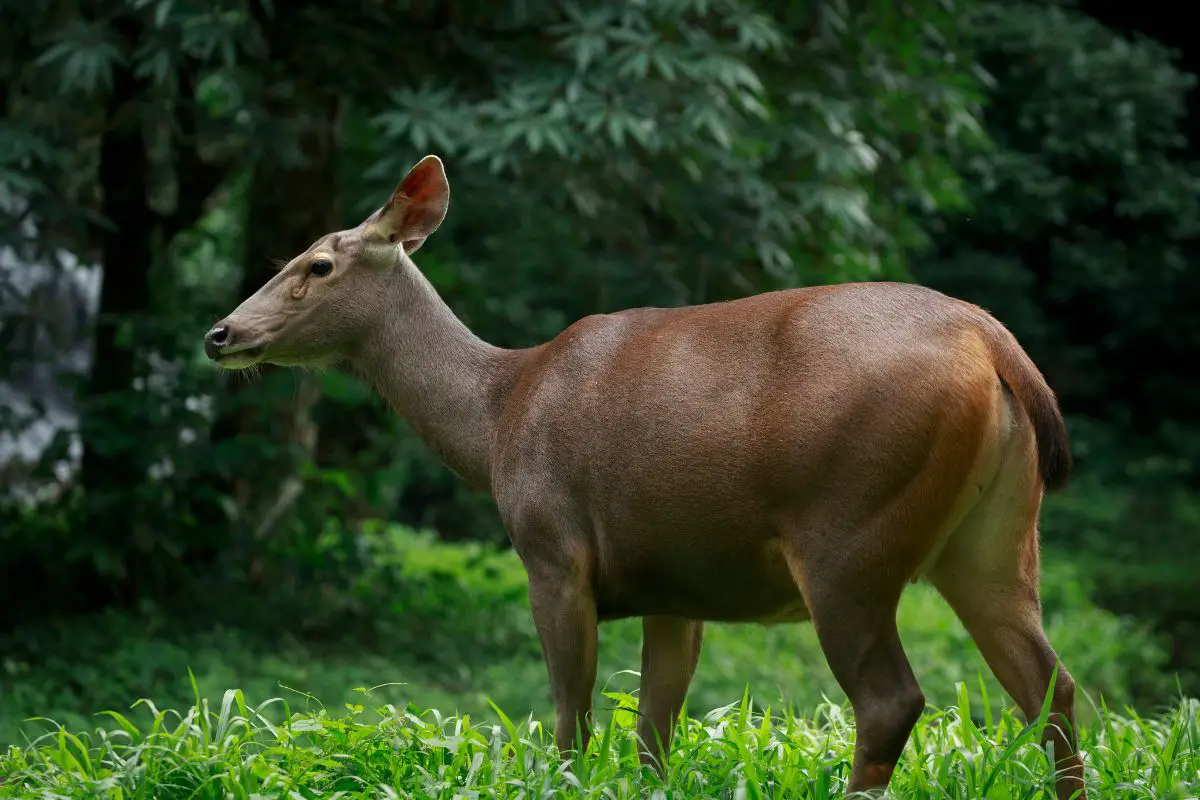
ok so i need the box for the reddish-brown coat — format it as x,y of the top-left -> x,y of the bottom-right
205,156 -> 1087,799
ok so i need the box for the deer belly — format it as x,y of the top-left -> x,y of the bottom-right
593,536 -> 809,623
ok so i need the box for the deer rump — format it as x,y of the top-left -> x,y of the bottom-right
490,280 -> 1068,623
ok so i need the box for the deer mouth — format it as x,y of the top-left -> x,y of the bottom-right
212,344 -> 265,369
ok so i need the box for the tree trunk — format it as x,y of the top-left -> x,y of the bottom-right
75,28 -> 155,602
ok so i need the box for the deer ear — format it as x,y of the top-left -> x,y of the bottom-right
368,155 -> 449,254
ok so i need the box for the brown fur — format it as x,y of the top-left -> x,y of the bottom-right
204,155 -> 1087,799
971,310 -> 1073,491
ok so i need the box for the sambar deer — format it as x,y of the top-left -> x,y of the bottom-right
205,155 -> 1086,798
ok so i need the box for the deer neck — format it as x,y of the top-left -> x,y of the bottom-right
350,263 -> 524,492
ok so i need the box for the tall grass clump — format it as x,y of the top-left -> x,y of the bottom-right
2,681 -> 1197,798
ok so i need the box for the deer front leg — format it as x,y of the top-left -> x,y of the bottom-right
528,570 -> 599,760
638,616 -> 704,771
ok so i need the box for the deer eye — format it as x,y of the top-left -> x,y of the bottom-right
310,259 -> 333,277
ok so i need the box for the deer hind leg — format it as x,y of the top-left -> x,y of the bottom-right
527,568 -> 599,760
637,616 -> 704,771
929,514 -> 1086,800
784,542 -> 926,795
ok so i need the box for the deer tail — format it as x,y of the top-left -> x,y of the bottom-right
974,311 -> 1072,492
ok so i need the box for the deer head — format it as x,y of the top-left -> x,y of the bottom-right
203,155 -> 450,370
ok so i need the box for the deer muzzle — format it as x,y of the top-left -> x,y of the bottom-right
204,322 -> 265,369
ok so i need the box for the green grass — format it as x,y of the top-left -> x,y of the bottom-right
0,526 -> 1176,746
2,682 -> 1198,798
0,524 -> 1190,796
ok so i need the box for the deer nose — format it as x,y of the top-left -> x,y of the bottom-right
204,324 -> 232,359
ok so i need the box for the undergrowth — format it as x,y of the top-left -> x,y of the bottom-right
1,681 -> 1197,799
0,524 -> 1177,745
0,523 -> 1193,796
